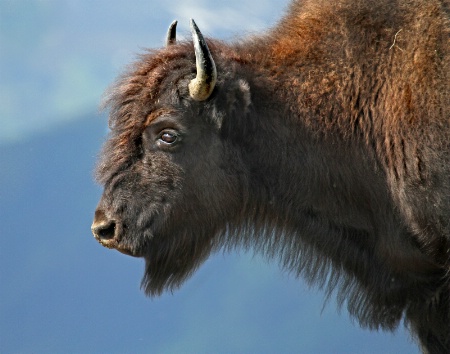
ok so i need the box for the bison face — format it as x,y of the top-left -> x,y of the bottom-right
93,106 -> 244,295
92,20 -> 249,295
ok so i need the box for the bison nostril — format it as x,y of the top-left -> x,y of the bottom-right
92,220 -> 116,241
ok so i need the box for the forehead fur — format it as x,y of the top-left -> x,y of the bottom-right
96,43 -> 197,183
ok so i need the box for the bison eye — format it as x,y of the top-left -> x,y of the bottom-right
158,130 -> 179,146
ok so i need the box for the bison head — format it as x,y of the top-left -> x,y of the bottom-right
92,20 -> 253,295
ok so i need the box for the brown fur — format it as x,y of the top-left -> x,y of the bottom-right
93,0 -> 450,352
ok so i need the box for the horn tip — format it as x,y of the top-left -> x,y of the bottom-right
190,18 -> 198,31
166,20 -> 178,46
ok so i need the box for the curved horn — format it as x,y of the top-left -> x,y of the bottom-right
165,20 -> 177,46
188,19 -> 217,101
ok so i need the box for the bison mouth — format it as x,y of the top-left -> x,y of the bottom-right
96,235 -> 138,257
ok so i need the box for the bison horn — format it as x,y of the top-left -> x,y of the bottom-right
189,19 -> 217,101
166,20 -> 177,46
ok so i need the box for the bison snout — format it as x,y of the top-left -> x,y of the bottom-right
91,219 -> 116,241
91,209 -> 117,246
91,209 -> 136,256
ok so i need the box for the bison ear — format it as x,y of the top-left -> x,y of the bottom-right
165,20 -> 177,46
189,19 -> 217,101
236,79 -> 252,113
214,79 -> 252,133
225,79 -> 252,115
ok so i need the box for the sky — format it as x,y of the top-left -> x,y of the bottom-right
0,1 -> 419,353
0,0 -> 283,145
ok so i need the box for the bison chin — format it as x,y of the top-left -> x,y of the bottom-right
140,230 -> 218,296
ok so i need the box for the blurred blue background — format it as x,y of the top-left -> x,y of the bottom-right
0,1 -> 419,353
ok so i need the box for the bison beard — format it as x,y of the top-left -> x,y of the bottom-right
91,1 -> 450,353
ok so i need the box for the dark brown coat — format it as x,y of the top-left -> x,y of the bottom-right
92,0 -> 450,352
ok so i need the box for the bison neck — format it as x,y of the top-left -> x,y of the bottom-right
243,113 -> 389,241
233,87 -> 439,314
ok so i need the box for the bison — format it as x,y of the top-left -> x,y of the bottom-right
91,0 -> 450,352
